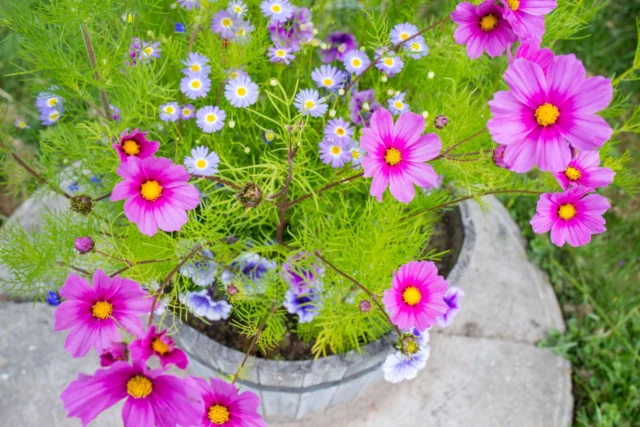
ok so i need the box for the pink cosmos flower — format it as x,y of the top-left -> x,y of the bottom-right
111,156 -> 200,236
360,109 -> 441,204
100,342 -> 129,367
508,40 -> 554,73
382,261 -> 449,331
530,186 -> 610,247
555,150 -> 615,191
190,376 -> 267,427
112,128 -> 159,163
61,360 -> 202,427
54,270 -> 152,358
129,325 -> 189,370
500,0 -> 557,41
488,56 -> 613,172
451,0 -> 517,59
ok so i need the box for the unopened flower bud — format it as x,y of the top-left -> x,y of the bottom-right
422,111 -> 429,119
269,79 -> 278,86
244,147 -> 250,153
320,42 -> 328,50
427,71 -> 435,79
70,195 -> 93,216
381,75 -> 388,82
312,28 -> 319,35
235,182 -> 263,208
386,89 -> 395,96
338,88 -> 345,96
362,102 -> 370,111
434,114 -> 449,129
329,109 -> 336,118
359,300 -> 372,313
227,284 -> 239,296
228,120 -> 236,129
74,236 -> 95,254
399,333 -> 419,355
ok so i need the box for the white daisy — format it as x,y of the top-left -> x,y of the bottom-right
184,146 -> 220,176
196,106 -> 226,133
224,75 -> 259,108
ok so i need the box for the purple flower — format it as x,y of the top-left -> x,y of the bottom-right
159,102 -> 180,122
182,52 -> 211,75
183,290 -> 232,321
268,45 -> 295,65
228,0 -> 248,16
283,289 -> 320,323
74,236 -> 95,254
501,0 -> 557,41
140,41 -> 161,61
349,89 -> 381,126
311,64 -> 346,91
230,252 -> 277,294
324,117 -> 354,144
260,0 -> 294,23
375,50 -> 404,77
436,287 -> 465,327
280,252 -> 325,294
555,151 -> 615,191
320,31 -> 357,63
319,138 -> 351,168
179,249 -> 218,286
178,0 -> 200,10
434,114 -> 449,129
36,91 -> 63,111
99,342 -> 128,367
508,40 -> 554,73
390,23 -> 419,45
46,290 -> 61,306
211,10 -> 236,39
224,75 -> 259,108
349,142 -> 365,167
129,325 -> 189,369
39,107 -> 62,126
404,36 -> 429,59
180,71 -> 211,99
268,7 -> 314,52
109,105 -> 121,121
294,89 -> 327,118
343,50 -> 370,75
382,328 -> 430,383
388,92 -> 410,115
493,145 -> 511,169
232,19 -> 254,44
196,106 -> 226,133
175,22 -> 186,33
14,118 -> 29,129
113,128 -> 160,164
180,104 -> 195,120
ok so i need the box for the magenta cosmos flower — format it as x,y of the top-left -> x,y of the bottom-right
501,0 -> 557,41
360,109 -> 442,204
382,261 -> 449,331
530,186 -> 610,247
555,150 -> 615,191
112,128 -> 159,163
61,359 -> 202,427
190,377 -> 266,427
508,40 -> 554,73
451,0 -> 517,59
129,325 -> 189,369
111,156 -> 200,236
54,270 -> 152,358
488,56 -> 613,172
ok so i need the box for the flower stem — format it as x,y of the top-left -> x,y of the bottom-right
314,250 -> 402,336
195,175 -> 242,190
187,25 -> 200,53
93,192 -> 111,202
401,189 -> 544,221
108,258 -> 174,279
434,128 -> 487,160
57,262 -> 92,277
80,23 -> 112,120
342,16 -> 450,96
286,171 -> 364,208
231,301 -> 278,384
275,131 -> 299,244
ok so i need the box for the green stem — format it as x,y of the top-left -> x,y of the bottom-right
80,23 -> 112,120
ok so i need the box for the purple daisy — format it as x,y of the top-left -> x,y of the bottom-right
268,7 -> 314,52
311,64 -> 346,91
324,117 -> 354,144
260,0 -> 294,23
211,10 -> 236,39
343,50 -> 371,75
183,290 -> 232,321
555,151 -> 615,191
349,89 -> 381,126
180,71 -> 211,100
390,22 -> 419,46
140,41 -> 161,61
388,92 -> 410,115
224,75 -> 260,108
181,104 -> 195,120
196,106 -> 226,133
375,50 -> 404,77
280,251 -> 325,294
268,44 -> 295,65
405,36 -> 429,59
283,289 -> 320,323
350,142 -> 365,167
39,107 -> 62,126
178,0 -> 200,10
228,0 -> 248,16
182,52 -> 211,75
319,138 -> 351,168
320,31 -> 358,63
159,102 -> 180,122
294,89 -> 328,118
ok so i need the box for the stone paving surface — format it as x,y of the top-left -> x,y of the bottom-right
0,196 -> 573,426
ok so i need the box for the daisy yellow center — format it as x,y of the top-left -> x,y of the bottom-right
151,337 -> 170,355
122,140 -> 140,156
183,108 -> 192,116
405,341 -> 419,354
480,14 -> 498,31
384,148 -> 402,166
18,121 -> 26,128
196,159 -> 207,169
230,72 -> 239,79
222,18 -> 232,27
165,106 -> 175,114
144,47 -> 153,55
191,80 -> 201,89
383,57 -> 394,67
323,78 -> 333,87
558,203 -> 577,220
191,64 -> 201,72
400,32 -> 409,41
352,58 -> 361,67
92,301 -> 113,319
336,127 -> 346,136
208,405 -> 230,425
402,286 -> 422,306
206,113 -> 217,123
50,112 -> 60,121
265,132 -> 275,141
304,100 -> 315,109
234,6 -> 242,13
411,42 -> 421,51
565,166 -> 581,181
352,150 -> 360,159
47,98 -> 58,107
535,103 -> 560,127
276,49 -> 286,57
140,180 -> 163,201
331,145 -> 342,155
127,14 -> 134,23
506,0 -> 520,11
236,87 -> 247,96
271,4 -> 282,12
127,375 -> 152,399
394,101 -> 404,109
237,28 -> 246,36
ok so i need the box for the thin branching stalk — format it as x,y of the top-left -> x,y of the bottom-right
108,258 -> 174,278
434,128 -> 487,160
96,249 -> 132,266
275,131 -> 299,244
57,262 -> 92,277
195,175 -> 242,190
80,23 -> 112,120
342,16 -> 451,95
231,301 -> 278,384
401,189 -> 544,221
93,192 -> 111,202
187,25 -> 200,53
314,250 -> 402,336
286,171 -> 364,207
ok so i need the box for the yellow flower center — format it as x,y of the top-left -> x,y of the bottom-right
352,150 -> 360,159
506,0 -> 520,11
237,28 -> 245,36
400,32 -> 409,41
48,98 -> 58,107
384,148 -> 402,166
222,18 -> 232,27
144,47 -> 153,56
206,114 -> 217,123
191,64 -> 201,72
411,42 -> 421,51
191,80 -> 201,89
265,132 -> 275,141
394,101 -> 404,110
352,58 -> 361,67
92,301 -> 113,319
165,106 -> 175,114
405,341 -> 419,354
480,14 -> 498,31
140,180 -> 163,201
276,49 -> 286,57
271,4 -> 282,12
304,100 -> 315,109
50,112 -> 60,121
127,375 -> 153,399
208,404 -> 230,425
558,203 -> 577,220
535,103 -> 560,127
196,159 -> 207,169
127,14 -> 134,23
330,145 -> 342,155
237,87 -> 247,96
122,140 -> 140,156
234,6 -> 242,13
230,72 -> 239,79
336,127 -> 346,136
183,108 -> 192,117
151,337 -> 170,355
323,78 -> 333,87
383,57 -> 394,67
18,121 -> 26,128
402,286 -> 422,306
565,166 -> 581,181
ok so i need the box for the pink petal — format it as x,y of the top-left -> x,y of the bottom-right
54,300 -> 92,331
369,109 -> 394,145
503,137 -> 537,173
564,114 -> 613,151
393,112 -> 425,147
369,173 -> 389,202
111,181 -> 140,201
404,163 -> 439,189
405,134 -> 442,162
566,76 -> 613,114
122,397 -> 154,427
154,203 -> 188,232
388,170 -> 415,204
546,54 -> 586,104
504,59 -> 547,107
64,322 -> 100,358
450,2 -> 477,24
124,197 -> 159,236
58,273 -> 93,300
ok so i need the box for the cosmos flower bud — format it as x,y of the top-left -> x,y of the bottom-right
399,333 -> 420,356
422,111 -> 429,119
362,102 -> 370,111
228,120 -> 236,129
235,182 -> 263,208
74,236 -> 95,254
70,195 -> 94,216
269,79 -> 278,86
427,71 -> 435,79
227,284 -> 239,296
329,109 -> 336,117
381,75 -> 388,82
359,300 -> 371,313
338,89 -> 345,96
434,114 -> 449,129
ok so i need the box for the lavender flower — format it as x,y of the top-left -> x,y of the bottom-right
349,142 -> 365,167
14,118 -> 29,130
311,65 -> 346,91
225,75 -> 259,108
36,91 -> 63,111
180,104 -> 195,120
283,289 -> 320,323
159,102 -> 180,122
320,31 -> 357,63
180,71 -> 211,100
436,287 -> 465,327
140,41 -> 161,61
182,290 -> 232,321
109,105 -> 121,121
324,118 -> 354,144
178,0 -> 200,10
196,106 -> 226,133
280,252 -> 325,294
211,10 -> 236,39
388,92 -> 410,115
179,249 -> 218,287
268,45 -> 295,65
233,19 -> 255,44
383,328 -> 430,383
343,50 -> 370,75
228,0 -> 248,16
182,52 -> 211,75
405,36 -> 429,59
349,89 -> 380,126
40,108 -> 62,126
319,138 -> 351,168
375,50 -> 404,77
184,146 -> 220,177
268,7 -> 314,52
294,89 -> 327,118
231,252 -> 277,294
260,0 -> 293,23
390,22 -> 419,45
